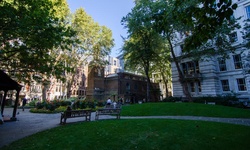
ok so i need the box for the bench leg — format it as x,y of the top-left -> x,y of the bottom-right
95,113 -> 98,120
60,115 -> 64,124
88,114 -> 91,121
64,118 -> 67,124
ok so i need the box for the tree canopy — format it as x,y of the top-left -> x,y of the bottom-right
72,8 -> 114,68
122,0 -> 239,101
122,0 -> 170,101
0,0 -> 75,82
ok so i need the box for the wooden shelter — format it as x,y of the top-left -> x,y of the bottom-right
0,70 -> 22,122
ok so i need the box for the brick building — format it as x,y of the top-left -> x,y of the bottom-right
86,66 -> 160,102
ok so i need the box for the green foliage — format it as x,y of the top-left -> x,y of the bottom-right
172,0 -> 239,54
162,96 -> 182,102
0,0 -> 76,82
162,95 -> 241,107
193,96 -> 238,106
72,8 -> 114,68
133,0 -> 239,101
30,106 -> 67,113
31,99 -> 103,113
27,100 -> 39,107
72,99 -> 98,109
122,0 -> 169,101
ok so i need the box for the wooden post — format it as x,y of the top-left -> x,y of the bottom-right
11,88 -> 21,121
1,90 -> 8,115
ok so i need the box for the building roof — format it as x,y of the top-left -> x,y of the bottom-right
0,70 -> 22,91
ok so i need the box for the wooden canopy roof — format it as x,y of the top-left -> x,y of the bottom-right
0,70 -> 22,122
0,70 -> 22,91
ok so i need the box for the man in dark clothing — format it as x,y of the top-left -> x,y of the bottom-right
22,97 -> 27,111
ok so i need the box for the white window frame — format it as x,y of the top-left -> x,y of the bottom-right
218,57 -> 227,71
246,5 -> 250,19
221,79 -> 230,91
236,78 -> 247,91
233,54 -> 243,69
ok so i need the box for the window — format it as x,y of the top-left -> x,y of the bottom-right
190,82 -> 195,92
233,54 -> 242,69
221,80 -> 230,91
246,5 -> 250,19
134,84 -> 137,90
181,61 -> 200,75
237,78 -> 247,91
198,81 -> 201,92
126,83 -> 130,91
187,62 -> 195,74
218,57 -> 227,71
98,69 -> 101,76
188,81 -> 201,93
229,32 -> 238,42
114,60 -> 116,66
181,63 -> 188,75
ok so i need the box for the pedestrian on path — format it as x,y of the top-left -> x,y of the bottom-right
22,97 -> 27,111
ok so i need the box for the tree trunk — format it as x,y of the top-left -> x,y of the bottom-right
161,71 -> 169,97
42,83 -> 48,101
168,38 -> 192,102
66,74 -> 75,98
146,70 -> 151,102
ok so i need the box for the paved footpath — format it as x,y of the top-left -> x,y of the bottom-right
1,108 -> 250,148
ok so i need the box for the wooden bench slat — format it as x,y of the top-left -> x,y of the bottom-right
95,108 -> 121,120
60,110 -> 91,124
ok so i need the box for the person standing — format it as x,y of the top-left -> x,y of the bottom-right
106,98 -> 112,105
22,97 -> 27,111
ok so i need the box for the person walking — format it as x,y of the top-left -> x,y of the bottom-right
22,97 -> 27,111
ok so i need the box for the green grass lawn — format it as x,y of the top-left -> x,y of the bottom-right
121,102 -> 250,118
2,102 -> 250,150
2,119 -> 250,150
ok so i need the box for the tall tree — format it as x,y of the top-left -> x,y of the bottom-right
0,0 -> 75,83
122,0 -> 167,102
152,0 -> 239,101
72,8 -> 114,68
241,19 -> 250,75
150,46 -> 172,98
67,8 -> 114,97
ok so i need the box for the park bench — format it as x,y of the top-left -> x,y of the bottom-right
60,109 -> 92,124
95,104 -> 122,120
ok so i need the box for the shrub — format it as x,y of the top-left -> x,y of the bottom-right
86,100 -> 96,109
162,96 -> 182,102
72,100 -> 96,109
193,94 -> 239,106
45,102 -> 57,111
30,99 -> 99,113
55,106 -> 67,112
27,100 -> 39,107
96,100 -> 105,107
60,100 -> 71,106
36,101 -> 46,109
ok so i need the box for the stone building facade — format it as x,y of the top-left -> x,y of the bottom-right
171,0 -> 250,100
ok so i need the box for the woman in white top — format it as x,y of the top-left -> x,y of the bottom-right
106,98 -> 112,105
